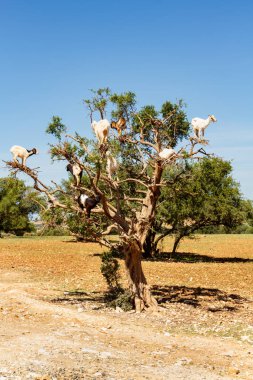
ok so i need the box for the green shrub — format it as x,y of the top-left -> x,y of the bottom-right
101,251 -> 121,290
101,250 -> 134,311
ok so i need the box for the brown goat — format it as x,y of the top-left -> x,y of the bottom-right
111,117 -> 126,137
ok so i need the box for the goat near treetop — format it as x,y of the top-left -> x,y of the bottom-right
91,119 -> 110,145
10,145 -> 38,166
191,115 -> 217,139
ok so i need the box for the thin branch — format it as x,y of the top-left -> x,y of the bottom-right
65,134 -> 89,153
117,178 -> 149,188
101,224 -> 118,235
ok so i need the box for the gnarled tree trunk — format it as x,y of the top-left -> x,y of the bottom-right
123,238 -> 157,312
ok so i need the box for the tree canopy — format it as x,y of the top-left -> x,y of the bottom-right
0,177 -> 41,236
146,157 -> 244,256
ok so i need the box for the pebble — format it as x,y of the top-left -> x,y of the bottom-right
228,366 -> 240,375
175,357 -> 193,366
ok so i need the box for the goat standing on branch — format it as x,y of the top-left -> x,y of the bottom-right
10,145 -> 38,166
91,119 -> 110,145
105,151 -> 118,180
111,117 -> 126,137
66,163 -> 83,186
77,193 -> 101,218
191,114 -> 217,139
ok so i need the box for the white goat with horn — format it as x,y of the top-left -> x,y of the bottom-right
191,115 -> 217,139
10,145 -> 38,166
91,119 -> 110,145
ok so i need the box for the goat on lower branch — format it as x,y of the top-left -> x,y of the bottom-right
91,119 -> 110,145
10,145 -> 38,166
66,163 -> 83,186
106,151 -> 118,180
77,194 -> 101,218
191,115 -> 217,139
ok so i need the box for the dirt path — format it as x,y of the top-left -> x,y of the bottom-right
0,270 -> 252,380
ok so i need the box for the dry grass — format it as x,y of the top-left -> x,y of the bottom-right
0,234 -> 252,299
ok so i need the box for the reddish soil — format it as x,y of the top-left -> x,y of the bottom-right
0,235 -> 252,379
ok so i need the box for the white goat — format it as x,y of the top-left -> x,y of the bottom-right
10,145 -> 38,166
106,151 -> 118,179
91,119 -> 110,145
158,148 -> 176,160
191,115 -> 217,139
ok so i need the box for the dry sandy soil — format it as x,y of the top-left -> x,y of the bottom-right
0,235 -> 253,380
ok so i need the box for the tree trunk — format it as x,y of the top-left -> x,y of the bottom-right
142,221 -> 163,258
142,228 -> 156,258
123,238 -> 158,312
171,235 -> 182,257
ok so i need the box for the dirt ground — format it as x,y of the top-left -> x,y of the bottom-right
0,235 -> 253,380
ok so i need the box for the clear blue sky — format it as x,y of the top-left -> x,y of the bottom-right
0,0 -> 252,198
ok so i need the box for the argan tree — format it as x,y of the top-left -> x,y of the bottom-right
146,157 -> 243,256
6,88 -> 212,311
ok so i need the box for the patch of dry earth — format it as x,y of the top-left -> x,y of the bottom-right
0,270 -> 253,380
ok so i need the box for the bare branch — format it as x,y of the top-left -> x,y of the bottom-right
5,161 -> 79,212
117,178 -> 149,188
65,134 -> 89,153
101,224 -> 118,235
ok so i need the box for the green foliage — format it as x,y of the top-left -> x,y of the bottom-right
160,100 -> 190,147
100,249 -> 133,311
46,116 -> 67,141
67,212 -> 102,241
84,88 -> 111,119
40,226 -> 69,236
39,206 -> 69,236
103,287 -> 133,311
100,251 -> 121,290
156,157 -> 244,253
133,100 -> 190,148
110,91 -> 136,121
231,200 -> 253,234
0,177 -> 42,236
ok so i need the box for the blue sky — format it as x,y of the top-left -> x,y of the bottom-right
0,0 -> 252,198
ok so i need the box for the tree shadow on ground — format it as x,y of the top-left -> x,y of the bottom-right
150,251 -> 253,263
152,284 -> 250,311
51,290 -> 105,310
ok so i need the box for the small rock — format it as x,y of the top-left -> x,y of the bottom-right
228,367 -> 240,375
175,357 -> 193,366
82,348 -> 97,354
93,372 -> 102,377
0,368 -> 9,374
99,351 -> 112,359
221,350 -> 235,357
38,348 -> 49,356
115,306 -> 123,313
241,335 -> 251,342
